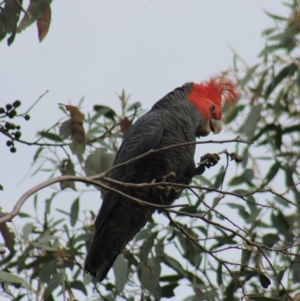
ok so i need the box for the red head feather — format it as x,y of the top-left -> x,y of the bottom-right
188,76 -> 239,120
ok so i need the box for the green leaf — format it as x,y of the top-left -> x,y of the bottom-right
183,290 -> 218,301
271,211 -> 292,241
263,10 -> 288,21
84,148 -> 115,176
113,254 -> 128,294
55,208 -> 70,216
0,271 -> 26,284
160,275 -> 183,282
22,223 -> 33,240
60,159 -> 76,191
100,150 -> 115,173
0,222 -> 15,254
217,262 -> 223,286
213,166 -> 225,188
241,104 -> 262,139
70,280 -> 87,296
229,175 -> 244,186
291,258 -> 300,283
135,229 -> 150,241
69,139 -> 86,156
258,45 -> 281,57
194,175 -> 212,187
161,283 -> 178,298
265,63 -> 298,97
241,145 -> 249,168
274,125 -> 282,150
93,105 -> 117,121
241,247 -> 252,268
139,257 -> 161,294
273,195 -> 290,208
283,124 -> 300,134
155,236 -> 166,257
38,235 -> 58,243
127,101 -> 142,112
38,260 -> 56,283
70,197 -> 79,227
265,265 -> 286,272
59,119 -> 72,139
227,203 -> 246,211
140,232 -> 157,262
261,27 -> 277,36
33,147 -> 44,162
3,0 -> 22,39
18,212 -> 31,218
161,253 -> 186,277
177,229 -> 202,267
263,162 -> 281,187
223,105 -> 244,124
259,273 -> 271,288
243,168 -> 254,182
0,14 -> 7,42
262,233 -> 280,248
248,294 -> 282,301
38,131 -> 63,142
84,149 -> 102,176
241,64 -> 259,88
43,272 -> 63,298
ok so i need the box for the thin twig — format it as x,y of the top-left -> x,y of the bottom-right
23,90 -> 49,115
14,0 -> 31,20
0,175 -> 188,224
100,136 -> 251,178
86,123 -> 117,144
164,210 -> 246,295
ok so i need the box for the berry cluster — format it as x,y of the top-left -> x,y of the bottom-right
0,100 -> 30,153
0,100 -> 30,120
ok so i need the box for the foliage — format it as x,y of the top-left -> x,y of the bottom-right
0,0 -> 52,45
0,1 -> 300,300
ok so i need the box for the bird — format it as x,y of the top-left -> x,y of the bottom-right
84,76 -> 239,281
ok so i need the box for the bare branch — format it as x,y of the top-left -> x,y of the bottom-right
101,136 -> 251,177
0,174 -> 188,224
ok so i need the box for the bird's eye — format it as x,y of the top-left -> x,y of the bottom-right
210,104 -> 215,112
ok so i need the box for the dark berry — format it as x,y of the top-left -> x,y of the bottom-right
16,125 -> 20,130
9,123 -> 16,130
14,131 -> 21,139
5,104 -> 12,111
10,147 -> 16,153
13,100 -> 21,108
4,122 -> 10,130
6,140 -> 12,147
0,107 -> 5,114
8,110 -> 16,118
24,114 -> 30,121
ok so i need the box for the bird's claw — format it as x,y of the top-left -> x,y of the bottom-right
199,153 -> 220,169
195,153 -> 220,175
161,171 -> 176,182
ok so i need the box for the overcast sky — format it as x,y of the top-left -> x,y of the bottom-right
0,1 -> 287,300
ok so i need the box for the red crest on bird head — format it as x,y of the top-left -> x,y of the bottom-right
188,76 -> 239,120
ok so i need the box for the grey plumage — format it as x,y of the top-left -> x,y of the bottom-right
85,83 -> 210,281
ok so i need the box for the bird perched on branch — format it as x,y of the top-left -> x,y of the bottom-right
85,76 -> 239,281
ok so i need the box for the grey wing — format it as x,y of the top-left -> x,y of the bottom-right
94,110 -> 164,231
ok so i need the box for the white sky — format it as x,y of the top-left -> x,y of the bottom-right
0,1 -> 287,300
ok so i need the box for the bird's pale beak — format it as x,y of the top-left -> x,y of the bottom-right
197,119 -> 223,137
210,119 -> 222,134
